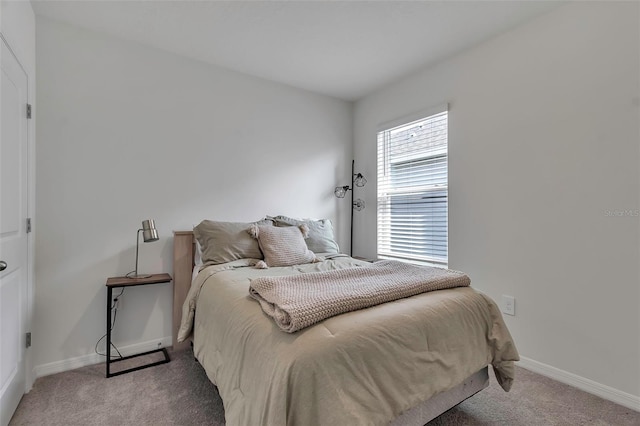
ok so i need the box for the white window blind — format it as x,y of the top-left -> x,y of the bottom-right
377,109 -> 448,266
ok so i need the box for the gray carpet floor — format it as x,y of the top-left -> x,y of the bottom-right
9,348 -> 640,425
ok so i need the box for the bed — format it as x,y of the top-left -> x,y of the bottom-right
172,218 -> 519,426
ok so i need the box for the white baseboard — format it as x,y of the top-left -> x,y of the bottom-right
518,356 -> 640,412
33,336 -> 173,379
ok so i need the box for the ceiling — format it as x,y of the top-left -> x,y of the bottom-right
31,0 -> 563,101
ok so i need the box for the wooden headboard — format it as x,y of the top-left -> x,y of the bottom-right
172,230 -> 196,351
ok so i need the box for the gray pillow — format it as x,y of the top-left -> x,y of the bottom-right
271,215 -> 339,254
193,219 -> 272,265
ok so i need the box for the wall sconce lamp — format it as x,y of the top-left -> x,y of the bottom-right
127,219 -> 159,279
334,160 -> 366,255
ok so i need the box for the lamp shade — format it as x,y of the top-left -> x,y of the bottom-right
141,219 -> 159,242
334,186 -> 349,198
354,173 -> 367,187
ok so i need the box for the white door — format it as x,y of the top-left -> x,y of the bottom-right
0,36 -> 29,426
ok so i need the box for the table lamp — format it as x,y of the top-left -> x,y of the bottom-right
127,219 -> 159,279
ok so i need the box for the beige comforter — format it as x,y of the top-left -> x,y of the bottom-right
179,256 -> 519,426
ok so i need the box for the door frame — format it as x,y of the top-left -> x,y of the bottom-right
0,31 -> 35,395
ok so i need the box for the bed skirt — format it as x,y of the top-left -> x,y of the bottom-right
391,367 -> 489,426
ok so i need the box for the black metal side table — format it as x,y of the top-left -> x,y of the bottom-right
105,273 -> 172,378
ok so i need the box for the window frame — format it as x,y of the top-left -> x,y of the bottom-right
376,104 -> 449,268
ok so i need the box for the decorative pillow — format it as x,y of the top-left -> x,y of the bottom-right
270,215 -> 339,254
193,219 -> 272,265
248,224 -> 318,267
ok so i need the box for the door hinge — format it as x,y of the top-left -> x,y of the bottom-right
26,332 -> 31,348
26,218 -> 32,233
26,104 -> 32,119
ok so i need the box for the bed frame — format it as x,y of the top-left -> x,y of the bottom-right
172,230 -> 489,425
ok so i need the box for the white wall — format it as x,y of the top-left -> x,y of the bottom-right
1,0 -> 36,390
35,17 -> 352,372
354,1 -> 639,402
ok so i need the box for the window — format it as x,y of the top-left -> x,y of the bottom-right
377,108 -> 448,267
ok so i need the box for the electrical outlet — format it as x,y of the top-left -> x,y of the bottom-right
501,295 -> 515,316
